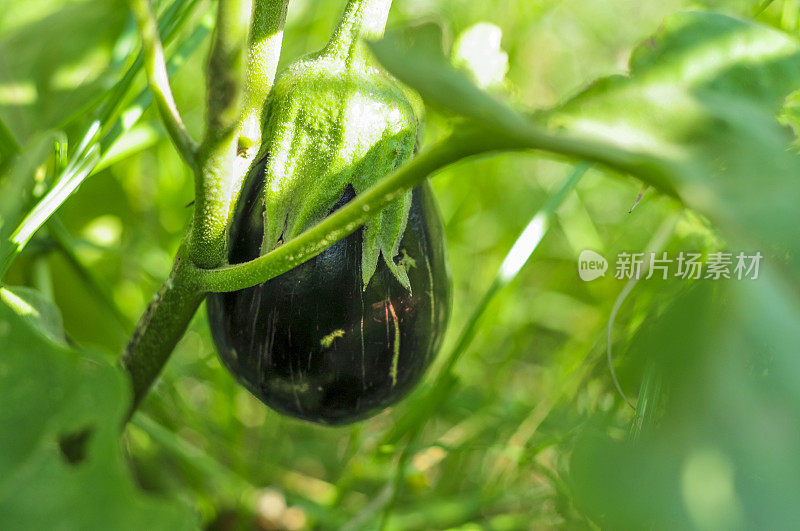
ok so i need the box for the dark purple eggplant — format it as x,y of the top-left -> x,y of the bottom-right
206,156 -> 450,424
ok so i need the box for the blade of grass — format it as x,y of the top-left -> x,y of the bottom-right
753,0 -> 777,16
486,214 -> 678,484
0,132 -> 67,278
606,215 -> 677,410
381,163 -> 591,447
629,359 -> 662,441
189,0 -> 253,268
372,164 -> 589,527
0,14 -> 212,275
89,0 -> 201,138
47,217 -> 133,330
0,117 -> 21,160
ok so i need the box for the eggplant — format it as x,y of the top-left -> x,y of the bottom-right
206,156 -> 450,424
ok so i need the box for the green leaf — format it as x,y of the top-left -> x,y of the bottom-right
0,132 -> 64,272
550,12 -> 800,272
570,272 -> 800,529
0,289 -> 197,529
0,286 -> 65,344
371,13 -> 800,279
0,0 -> 129,140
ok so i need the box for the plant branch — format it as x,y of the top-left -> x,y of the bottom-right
121,247 -> 205,414
190,0 -> 253,269
129,0 -> 199,167
196,112 -> 660,294
227,0 -> 290,237
196,130 -> 503,292
122,0 -> 258,415
238,0 -> 289,152
325,0 -> 392,59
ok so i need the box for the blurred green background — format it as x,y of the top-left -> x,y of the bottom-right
2,0 -> 799,529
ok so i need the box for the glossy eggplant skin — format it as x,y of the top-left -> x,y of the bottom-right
207,158 -> 450,425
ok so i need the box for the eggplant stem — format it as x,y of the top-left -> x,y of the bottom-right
324,0 -> 393,61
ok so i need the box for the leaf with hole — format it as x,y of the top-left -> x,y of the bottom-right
0,287 -> 196,530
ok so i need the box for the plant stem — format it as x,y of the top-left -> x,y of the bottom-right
227,0 -> 289,236
238,0 -> 289,152
197,130 -> 502,292
122,0 -> 263,414
324,0 -> 392,59
121,249 -> 205,414
190,0 -> 252,269
129,0 -> 198,167
196,99 -> 679,294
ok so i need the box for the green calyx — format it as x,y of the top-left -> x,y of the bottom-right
253,0 -> 421,290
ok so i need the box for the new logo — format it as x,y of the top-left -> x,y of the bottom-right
578,250 -> 608,281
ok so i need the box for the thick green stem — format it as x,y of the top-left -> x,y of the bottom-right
191,0 -> 252,269
238,0 -> 289,151
121,251 -> 205,413
129,0 -> 198,167
629,360 -> 662,441
198,131 -> 501,292
196,113 -> 656,294
324,0 -> 392,59
123,0 -> 288,416
229,0 -> 290,232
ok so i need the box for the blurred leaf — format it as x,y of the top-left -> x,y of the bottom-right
570,271 -> 800,529
0,285 -> 65,342
0,115 -> 20,160
0,0 -> 129,141
551,12 -> 800,272
371,13 -> 800,278
370,22 -> 528,137
0,288 -> 197,529
0,132 -> 63,271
